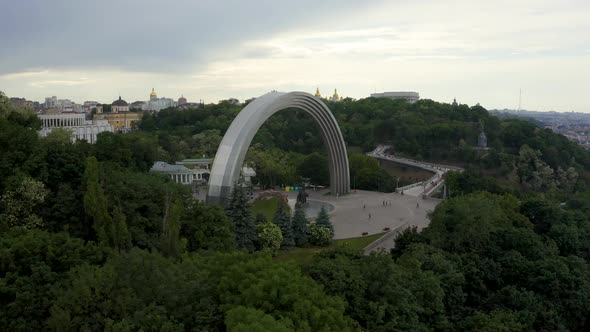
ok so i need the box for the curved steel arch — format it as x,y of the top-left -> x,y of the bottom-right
206,91 -> 350,205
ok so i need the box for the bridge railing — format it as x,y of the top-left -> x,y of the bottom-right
369,145 -> 463,197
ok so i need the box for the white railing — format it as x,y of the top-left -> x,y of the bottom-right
368,145 -> 463,197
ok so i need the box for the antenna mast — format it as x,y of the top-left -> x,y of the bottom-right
518,88 -> 522,111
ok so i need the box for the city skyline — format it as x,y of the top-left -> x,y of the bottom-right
1,0 -> 589,112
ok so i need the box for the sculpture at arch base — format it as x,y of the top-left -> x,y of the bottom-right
206,91 -> 350,205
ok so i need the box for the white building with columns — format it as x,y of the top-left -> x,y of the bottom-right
150,161 -> 196,185
38,113 -> 113,143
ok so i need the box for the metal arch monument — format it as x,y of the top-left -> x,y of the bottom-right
206,91 -> 350,205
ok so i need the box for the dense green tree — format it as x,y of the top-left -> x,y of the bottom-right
94,162 -> 190,250
422,192 -> 529,253
292,205 -> 309,246
307,249 -> 447,330
112,206 -> 131,253
315,206 -> 334,233
94,131 -> 158,171
349,153 -> 395,191
246,146 -> 298,188
181,201 -> 236,252
308,224 -> 333,246
391,226 -> 426,259
0,229 -> 105,331
204,252 -> 358,331
190,129 -> 223,158
255,217 -> 283,256
35,137 -> 89,233
272,202 -> 294,248
298,152 -> 329,185
0,107 -> 41,192
225,306 -> 292,332
226,185 -> 257,251
48,249 -> 220,331
83,157 -> 112,245
459,310 -> 526,332
254,212 -> 267,225
446,169 -> 508,197
49,250 -> 357,331
159,194 -> 183,258
0,177 -> 48,229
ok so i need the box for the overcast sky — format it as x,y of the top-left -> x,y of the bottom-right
1,0 -> 589,112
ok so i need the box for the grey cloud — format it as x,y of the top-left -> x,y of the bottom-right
0,0 -> 375,75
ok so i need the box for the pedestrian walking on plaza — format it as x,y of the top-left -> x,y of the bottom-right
416,202 -> 420,208
369,213 -> 372,219
363,204 -> 366,209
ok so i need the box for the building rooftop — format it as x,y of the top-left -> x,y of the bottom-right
112,96 -> 128,106
177,158 -> 214,164
371,91 -> 419,98
150,161 -> 192,173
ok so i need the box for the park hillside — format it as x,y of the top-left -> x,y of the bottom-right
2,90 -> 590,331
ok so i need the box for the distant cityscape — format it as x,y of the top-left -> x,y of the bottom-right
8,89 -> 590,150
491,109 -> 590,150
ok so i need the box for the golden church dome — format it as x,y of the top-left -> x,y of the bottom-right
314,87 -> 321,97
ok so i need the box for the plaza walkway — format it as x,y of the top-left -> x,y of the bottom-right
285,189 -> 438,244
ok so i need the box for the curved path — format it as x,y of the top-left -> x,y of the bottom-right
367,145 -> 463,197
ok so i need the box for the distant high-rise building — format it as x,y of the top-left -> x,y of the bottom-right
10,97 -> 33,108
83,101 -> 99,114
45,96 -> 57,108
370,91 -> 419,103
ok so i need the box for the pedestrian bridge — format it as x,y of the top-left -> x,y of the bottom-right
367,145 -> 463,198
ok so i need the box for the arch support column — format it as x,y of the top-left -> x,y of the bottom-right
206,91 -> 350,205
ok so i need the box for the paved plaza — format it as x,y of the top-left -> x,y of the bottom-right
197,186 -> 441,252
285,189 -> 440,250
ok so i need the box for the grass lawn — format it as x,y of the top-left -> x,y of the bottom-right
251,196 -> 287,221
275,232 -> 385,266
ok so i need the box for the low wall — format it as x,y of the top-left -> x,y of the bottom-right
395,181 -> 424,193
362,223 -> 409,254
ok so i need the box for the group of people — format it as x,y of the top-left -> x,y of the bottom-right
362,200 -> 396,220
